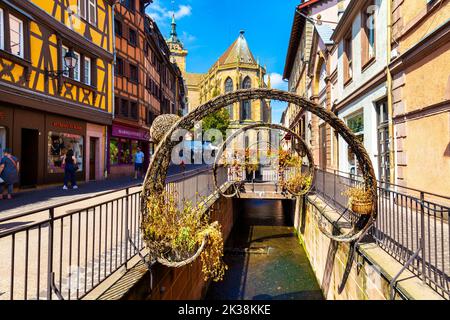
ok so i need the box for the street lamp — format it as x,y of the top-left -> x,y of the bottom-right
46,50 -> 78,78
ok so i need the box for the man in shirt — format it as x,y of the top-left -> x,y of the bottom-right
134,146 -> 145,179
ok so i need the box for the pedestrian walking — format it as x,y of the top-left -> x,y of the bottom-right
134,146 -> 145,179
62,149 -> 78,190
0,148 -> 20,200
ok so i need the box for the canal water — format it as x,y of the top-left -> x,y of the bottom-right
205,199 -> 323,300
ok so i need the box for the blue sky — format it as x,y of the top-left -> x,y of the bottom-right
146,0 -> 299,123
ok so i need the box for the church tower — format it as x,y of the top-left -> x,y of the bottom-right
166,14 -> 188,73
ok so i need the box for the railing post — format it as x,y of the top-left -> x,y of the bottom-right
47,208 -> 54,300
125,187 -> 129,271
420,192 -> 426,285
333,170 -> 337,206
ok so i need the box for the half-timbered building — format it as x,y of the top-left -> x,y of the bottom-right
0,0 -> 114,187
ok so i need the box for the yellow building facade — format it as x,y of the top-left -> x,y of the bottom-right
0,0 -> 114,185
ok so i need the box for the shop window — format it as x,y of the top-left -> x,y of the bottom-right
110,138 -> 119,165
119,138 -> 131,164
48,131 -> 84,174
9,14 -> 24,58
0,126 -> 6,159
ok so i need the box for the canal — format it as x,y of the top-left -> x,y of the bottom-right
205,199 -> 324,300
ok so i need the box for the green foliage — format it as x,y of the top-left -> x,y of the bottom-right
202,108 -> 231,139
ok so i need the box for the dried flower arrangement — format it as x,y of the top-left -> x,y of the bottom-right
142,191 -> 227,281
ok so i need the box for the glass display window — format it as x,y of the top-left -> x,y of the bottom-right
48,131 -> 84,173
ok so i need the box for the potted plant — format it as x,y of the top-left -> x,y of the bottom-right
284,170 -> 313,195
142,191 -> 227,281
342,186 -> 373,215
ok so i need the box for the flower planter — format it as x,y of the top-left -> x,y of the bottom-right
351,199 -> 373,215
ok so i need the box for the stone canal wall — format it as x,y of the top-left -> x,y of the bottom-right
292,195 -> 444,300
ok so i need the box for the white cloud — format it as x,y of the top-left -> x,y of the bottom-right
264,73 -> 287,91
147,1 -> 192,25
181,31 -> 196,43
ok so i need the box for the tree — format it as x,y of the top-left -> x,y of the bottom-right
202,108 -> 230,140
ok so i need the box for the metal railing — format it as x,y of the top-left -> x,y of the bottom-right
0,166 -> 228,300
314,168 -> 450,299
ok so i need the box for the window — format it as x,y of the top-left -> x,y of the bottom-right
376,99 -> 390,185
48,132 -> 84,174
343,31 -> 353,84
115,57 -> 124,75
84,57 -> 91,85
78,0 -> 86,19
129,28 -> 137,46
114,18 -> 122,37
362,2 -> 376,66
129,64 -> 138,83
78,0 -> 96,25
225,77 -> 234,119
62,46 -> 69,75
241,77 -> 252,120
120,99 -> 129,117
9,14 -> 24,58
73,51 -> 80,81
124,0 -> 135,12
88,0 -> 96,25
130,102 -> 138,120
0,9 -> 4,50
346,112 -> 364,176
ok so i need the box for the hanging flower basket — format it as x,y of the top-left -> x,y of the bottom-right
343,186 -> 374,216
142,191 -> 227,282
284,170 -> 313,196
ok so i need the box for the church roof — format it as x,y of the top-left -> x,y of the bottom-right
185,72 -> 203,86
218,31 -> 256,65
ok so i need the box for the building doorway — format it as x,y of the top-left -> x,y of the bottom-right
20,128 -> 39,188
89,137 -> 98,181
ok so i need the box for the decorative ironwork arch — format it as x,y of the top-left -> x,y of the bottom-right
143,88 -> 377,243
211,123 -> 315,198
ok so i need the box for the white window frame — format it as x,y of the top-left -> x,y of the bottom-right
84,56 -> 91,85
62,45 -> 69,75
78,0 -> 86,19
9,14 -> 24,58
88,0 -> 97,25
73,51 -> 81,81
0,9 -> 4,51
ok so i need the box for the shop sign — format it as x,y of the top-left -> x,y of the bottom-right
51,121 -> 83,131
112,124 -> 150,141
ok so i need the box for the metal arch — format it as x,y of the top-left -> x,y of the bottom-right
211,123 -> 315,199
142,88 -> 378,243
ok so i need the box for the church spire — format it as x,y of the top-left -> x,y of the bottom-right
170,14 -> 178,41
